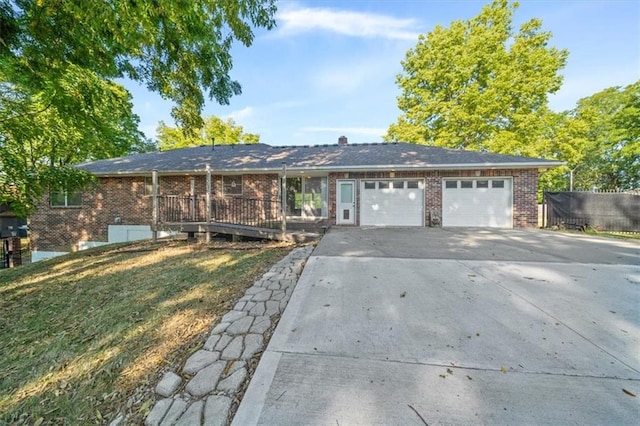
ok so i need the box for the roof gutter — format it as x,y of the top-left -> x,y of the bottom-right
85,160 -> 564,176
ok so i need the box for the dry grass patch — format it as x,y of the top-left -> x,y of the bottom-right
0,239 -> 292,425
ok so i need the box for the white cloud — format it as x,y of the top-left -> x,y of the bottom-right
224,106 -> 254,121
301,126 -> 386,137
276,6 -> 420,40
310,51 -> 403,94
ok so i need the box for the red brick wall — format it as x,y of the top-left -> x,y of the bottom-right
31,173 -> 280,252
327,169 -> 539,228
32,169 -> 539,252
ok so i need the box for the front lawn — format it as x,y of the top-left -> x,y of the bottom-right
0,240 -> 291,424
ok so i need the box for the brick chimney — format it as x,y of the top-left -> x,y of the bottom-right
338,135 -> 348,146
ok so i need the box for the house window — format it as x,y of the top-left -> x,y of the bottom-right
364,181 -> 376,189
477,180 -> 489,188
492,180 -> 505,188
223,175 -> 243,195
50,190 -> 82,207
379,181 -> 390,189
461,181 -> 473,189
445,180 -> 457,189
407,181 -> 420,189
391,181 -> 404,189
143,177 -> 156,196
283,176 -> 327,218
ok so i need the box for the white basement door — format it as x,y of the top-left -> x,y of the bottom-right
442,178 -> 513,227
360,180 -> 424,226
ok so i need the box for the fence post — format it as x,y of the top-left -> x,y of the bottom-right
152,170 -> 158,243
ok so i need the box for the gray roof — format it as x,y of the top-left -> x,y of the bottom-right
76,142 -> 562,175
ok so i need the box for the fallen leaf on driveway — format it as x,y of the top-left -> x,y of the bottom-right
400,291 -> 406,298
622,389 -> 636,397
500,366 -> 507,374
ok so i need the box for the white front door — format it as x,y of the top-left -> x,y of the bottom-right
337,180 -> 355,225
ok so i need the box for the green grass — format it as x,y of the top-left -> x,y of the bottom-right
0,240 -> 292,425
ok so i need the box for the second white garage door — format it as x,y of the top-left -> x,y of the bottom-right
360,180 -> 424,226
442,178 -> 513,227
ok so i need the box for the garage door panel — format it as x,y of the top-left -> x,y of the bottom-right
443,178 -> 512,228
361,180 -> 424,227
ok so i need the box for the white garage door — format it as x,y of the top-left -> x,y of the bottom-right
360,180 -> 424,226
442,178 -> 513,227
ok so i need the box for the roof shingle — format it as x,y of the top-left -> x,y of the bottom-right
76,142 -> 561,175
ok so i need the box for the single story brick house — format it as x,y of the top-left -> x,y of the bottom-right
30,137 -> 561,260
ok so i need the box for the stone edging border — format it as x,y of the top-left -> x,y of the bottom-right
134,245 -> 314,426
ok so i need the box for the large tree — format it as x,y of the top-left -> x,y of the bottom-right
385,0 -> 568,157
156,116 -> 260,150
0,0 -> 276,215
543,80 -> 640,191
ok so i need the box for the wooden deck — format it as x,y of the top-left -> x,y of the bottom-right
153,221 -> 322,243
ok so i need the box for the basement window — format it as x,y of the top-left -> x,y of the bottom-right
50,190 -> 82,207
223,175 -> 243,196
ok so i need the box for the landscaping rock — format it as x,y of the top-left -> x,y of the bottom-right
221,336 -> 243,360
145,398 -> 172,426
217,367 -> 247,394
156,372 -> 182,397
203,334 -> 221,351
241,334 -> 264,360
249,316 -> 271,334
214,334 -> 233,351
220,310 -> 246,323
226,315 -> 254,335
210,322 -> 230,335
160,398 -> 187,426
175,400 -> 204,426
204,395 -> 232,426
185,362 -> 226,397
251,289 -> 272,302
183,350 -> 220,374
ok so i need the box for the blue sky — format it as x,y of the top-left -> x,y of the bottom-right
124,0 -> 640,147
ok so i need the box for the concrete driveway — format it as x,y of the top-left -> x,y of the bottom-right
234,228 -> 640,425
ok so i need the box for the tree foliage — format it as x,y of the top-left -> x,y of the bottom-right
157,116 -> 260,150
386,0 -> 568,157
541,81 -> 640,191
0,0 -> 276,216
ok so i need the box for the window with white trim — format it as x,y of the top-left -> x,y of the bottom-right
223,175 -> 243,195
50,190 -> 82,207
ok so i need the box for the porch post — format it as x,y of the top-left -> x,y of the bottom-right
152,169 -> 158,242
190,177 -> 196,221
205,165 -> 212,243
281,162 -> 287,234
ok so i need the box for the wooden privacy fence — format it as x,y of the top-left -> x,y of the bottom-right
543,190 -> 640,232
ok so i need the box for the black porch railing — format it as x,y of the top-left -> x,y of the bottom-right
157,196 -> 281,229
1,237 -> 28,269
